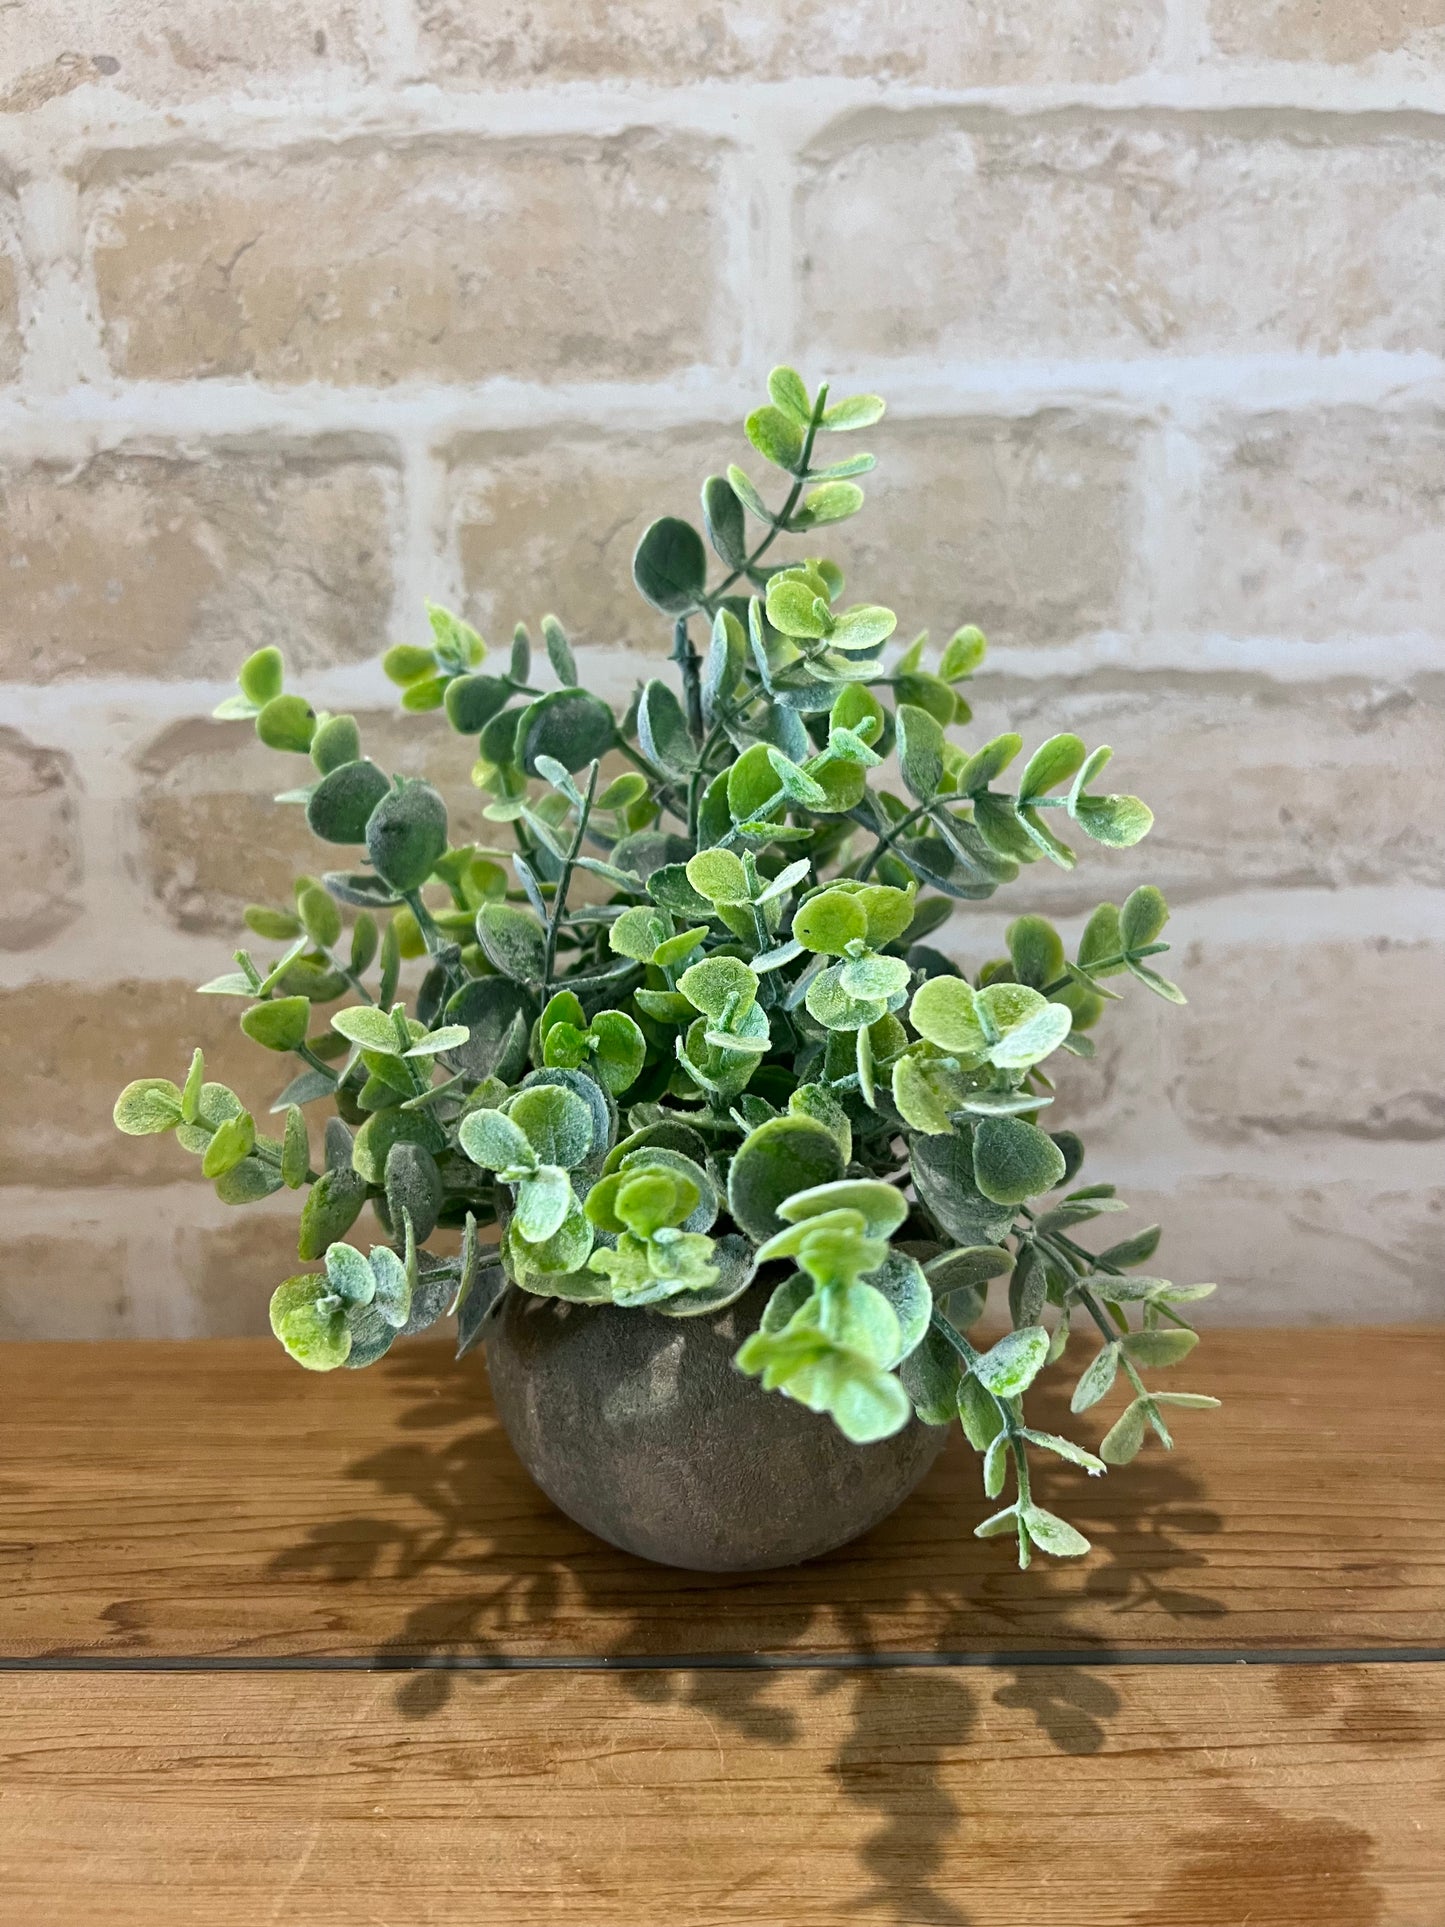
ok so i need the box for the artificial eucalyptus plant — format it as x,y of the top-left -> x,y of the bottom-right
115,368 -> 1217,1567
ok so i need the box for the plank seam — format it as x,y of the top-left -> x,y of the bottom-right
3,1648 -> 1443,1673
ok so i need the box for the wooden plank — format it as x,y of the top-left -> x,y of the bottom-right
0,1664 -> 1440,1925
2,1331 -> 1442,1659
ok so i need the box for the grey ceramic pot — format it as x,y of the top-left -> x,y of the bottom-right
484,1278 -> 948,1572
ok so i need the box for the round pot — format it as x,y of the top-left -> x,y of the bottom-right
484,1279 -> 948,1572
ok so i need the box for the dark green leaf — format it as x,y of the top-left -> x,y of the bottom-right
633,516 -> 707,615
971,1115 -> 1066,1206
366,780 -> 448,892
701,474 -> 748,570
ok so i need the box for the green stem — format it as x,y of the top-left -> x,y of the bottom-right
852,799 -> 935,880
542,764 -> 599,997
1036,944 -> 1169,1000
672,617 -> 705,743
702,384 -> 830,607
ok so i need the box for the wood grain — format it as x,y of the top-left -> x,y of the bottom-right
1,1664 -> 1441,1926
2,1330 -> 1442,1660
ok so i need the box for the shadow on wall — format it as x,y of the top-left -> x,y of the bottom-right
268,1349 -> 1227,1924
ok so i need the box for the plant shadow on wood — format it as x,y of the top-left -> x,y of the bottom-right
266,1348 -> 1225,1925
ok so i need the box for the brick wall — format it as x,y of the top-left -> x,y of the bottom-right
1,3 -> 1441,1337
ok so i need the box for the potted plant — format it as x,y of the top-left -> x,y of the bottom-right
115,368 -> 1216,1573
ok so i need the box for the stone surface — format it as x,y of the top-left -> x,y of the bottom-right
1170,937 -> 1445,1144
87,137 -> 732,384
0,215 -> 20,383
0,3 -> 379,110
961,673 -> 1445,912
840,412 -> 1141,650
486,1280 -> 948,1571
414,0 -> 1166,88
0,1223 -> 136,1340
799,112 -> 1445,360
1208,0 -> 1445,67
0,728 -> 84,948
448,423 -> 725,654
0,978 -> 288,1185
134,708 -> 484,935
173,1207 -> 318,1337
0,444 -> 399,681
1087,1173 -> 1445,1326
1186,407 -> 1445,644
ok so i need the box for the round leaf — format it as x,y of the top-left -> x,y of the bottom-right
270,1276 -> 350,1371
794,888 -> 867,955
240,996 -> 311,1054
113,1078 -> 183,1136
519,689 -> 616,775
727,1116 -> 846,1244
366,780 -> 448,892
633,516 -> 707,615
255,693 -> 315,754
971,1115 -> 1066,1206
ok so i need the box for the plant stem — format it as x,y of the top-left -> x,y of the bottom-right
672,617 -> 705,743
703,385 -> 830,606
542,763 -> 599,997
852,799 -> 936,879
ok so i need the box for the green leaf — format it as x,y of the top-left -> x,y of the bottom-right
1018,733 -> 1088,801
829,605 -> 896,652
385,1140 -> 442,1243
726,465 -> 771,523
443,674 -> 511,735
1097,1224 -> 1163,1269
587,1010 -> 646,1094
476,902 -> 546,981
685,847 -> 749,905
1120,884 -> 1169,952
514,1164 -> 574,1243
972,1325 -> 1050,1399
1022,1430 -> 1106,1477
701,474 -> 748,571
297,883 -> 342,951
678,954 -> 759,1022
765,576 -> 831,640
281,1105 -> 310,1188
794,888 -> 868,955
297,1166 -> 368,1260
1100,1398 -> 1149,1465
958,1371 -> 1005,1452
309,713 -> 361,776
767,365 -> 811,424
113,1077 -> 184,1136
609,905 -> 673,963
1074,794 -> 1154,848
519,688 -> 617,775
238,645 -> 285,707
745,404 -> 805,472
638,679 -> 696,777
1070,1343 -> 1120,1413
633,516 -> 707,615
270,1276 -> 350,1371
255,693 -> 316,755
908,977 -> 985,1058
541,614 -> 577,687
1021,1504 -> 1091,1558
240,996 -> 311,1053
971,1115 -> 1066,1205
507,1084 -> 595,1169
1127,959 -> 1188,1005
794,481 -> 864,528
404,1024 -> 469,1059
458,1107 -> 535,1173
1122,1328 -> 1199,1369
895,703 -> 945,803
939,626 -> 987,681
200,1109 -> 255,1178
366,780 -> 447,893
727,1116 -> 846,1244
821,394 -> 885,431
777,1178 -> 908,1240
213,1154 -> 284,1205
331,1004 -> 413,1054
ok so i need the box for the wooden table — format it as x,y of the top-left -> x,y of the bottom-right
2,1331 -> 1442,1924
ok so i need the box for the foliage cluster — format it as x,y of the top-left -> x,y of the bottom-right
115,369 -> 1217,1566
